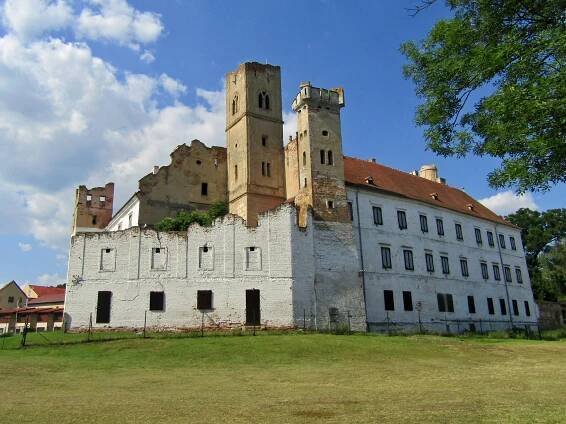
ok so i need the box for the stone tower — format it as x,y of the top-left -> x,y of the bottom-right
226,62 -> 286,226
72,183 -> 114,235
291,82 -> 349,224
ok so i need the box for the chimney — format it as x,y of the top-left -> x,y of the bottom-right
153,166 -> 159,175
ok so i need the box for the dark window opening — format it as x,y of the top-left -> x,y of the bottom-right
467,296 -> 476,314
196,160 -> 202,165
8,296 -> 14,303
327,200 -> 334,209
481,262 -> 489,279
197,290 -> 213,310
258,93 -> 263,109
524,301 -> 531,317
261,136 -> 267,146
498,234 -> 506,249
487,231 -> 495,247
320,150 -> 325,164
425,253 -> 434,272
436,218 -> 444,236
246,289 -> 260,325
437,293 -> 454,313
503,266 -> 512,283
493,264 -> 501,281
155,248 -> 161,254
302,151 -> 306,166
266,163 -> 271,177
234,165 -> 238,180
397,210 -> 407,230
384,290 -> 394,311
515,267 -> 523,284
327,150 -> 333,165
403,249 -> 414,271
475,228 -> 482,245
403,291 -> 413,311
92,215 -> 97,225
420,215 -> 428,233
265,94 -> 270,109
460,258 -> 469,277
510,236 -> 517,250
381,246 -> 392,269
347,202 -> 353,221
487,298 -> 495,315
441,256 -> 450,275
373,206 -> 383,225
201,183 -> 208,196
499,298 -> 507,315
322,130 -> 328,136
96,291 -> 112,324
455,223 -> 464,241
149,291 -> 164,311
512,299 -> 519,316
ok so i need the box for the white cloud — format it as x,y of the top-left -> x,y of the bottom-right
18,242 -> 32,252
159,73 -> 187,97
1,0 -> 73,41
75,0 -> 163,50
37,272 -> 66,285
139,49 -> 155,63
0,33 -> 224,252
479,190 -> 539,216
283,110 -> 297,144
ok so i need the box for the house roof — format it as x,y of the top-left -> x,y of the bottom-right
28,285 -> 66,298
27,294 -> 65,305
0,281 -> 27,297
343,156 -> 514,228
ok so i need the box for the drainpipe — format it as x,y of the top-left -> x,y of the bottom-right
495,224 -> 514,328
354,189 -> 370,332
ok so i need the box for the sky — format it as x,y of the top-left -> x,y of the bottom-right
0,0 -> 563,286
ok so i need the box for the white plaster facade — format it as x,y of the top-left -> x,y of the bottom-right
106,194 -> 140,232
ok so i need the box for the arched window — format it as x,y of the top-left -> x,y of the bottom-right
266,163 -> 271,177
258,93 -> 263,109
303,178 -> 307,188
258,91 -> 269,109
320,150 -> 325,164
232,95 -> 238,115
265,94 -> 270,109
302,151 -> 306,166
327,150 -> 334,165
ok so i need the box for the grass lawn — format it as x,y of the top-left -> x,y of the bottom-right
1,332 -> 565,423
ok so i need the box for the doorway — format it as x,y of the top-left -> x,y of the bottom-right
96,291 -> 112,324
246,289 -> 260,325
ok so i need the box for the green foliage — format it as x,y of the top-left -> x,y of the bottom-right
155,201 -> 228,231
401,0 -> 566,192
507,207 -> 566,300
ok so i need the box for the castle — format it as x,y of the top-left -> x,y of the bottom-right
65,62 -> 537,333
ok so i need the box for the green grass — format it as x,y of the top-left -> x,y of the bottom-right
2,333 -> 565,423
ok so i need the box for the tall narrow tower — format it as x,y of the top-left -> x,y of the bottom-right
226,62 -> 286,226
292,82 -> 349,223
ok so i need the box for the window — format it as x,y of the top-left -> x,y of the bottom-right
258,92 -> 263,108
232,95 -> 238,115
381,246 -> 392,269
455,223 -> 463,240
373,206 -> 383,225
487,231 -> 495,247
266,163 -> 271,177
436,218 -> 444,236
384,290 -> 394,311
498,234 -> 506,249
424,253 -> 434,273
437,293 -> 454,313
327,200 -> 334,209
481,262 -> 489,279
403,291 -> 413,311
460,258 -> 469,277
261,135 -> 267,146
327,150 -> 333,165
149,291 -> 165,311
151,247 -> 167,270
499,299 -> 507,315
475,228 -> 482,245
510,236 -> 517,250
320,150 -> 325,164
303,178 -> 307,188
441,255 -> 450,275
234,165 -> 238,181
199,246 -> 213,270
100,248 -> 116,271
92,215 -> 97,225
487,298 -> 495,315
245,247 -> 261,271
100,196 -> 106,203
8,296 -> 14,303
420,215 -> 428,232
493,263 -> 501,281
397,210 -> 407,230
128,213 -> 133,227
302,151 -> 306,166
265,94 -> 270,109
403,249 -> 414,271
515,267 -> 523,284
197,290 -> 213,310
503,266 -> 512,282
322,130 -> 329,136
347,202 -> 353,221
201,182 -> 208,196
467,296 -> 476,314
524,301 -> 531,317
261,162 -> 266,176
512,299 -> 519,316
86,194 -> 92,202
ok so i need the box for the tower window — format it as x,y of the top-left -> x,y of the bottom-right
232,95 -> 238,115
322,130 -> 328,136
261,162 -> 266,176
258,91 -> 270,109
234,165 -> 238,180
320,150 -> 325,164
303,178 -> 307,188
258,93 -> 263,109
327,150 -> 333,165
201,183 -> 208,196
302,151 -> 306,166
327,200 -> 334,209
265,94 -> 270,109
266,163 -> 271,177
262,136 -> 267,146
92,216 -> 97,225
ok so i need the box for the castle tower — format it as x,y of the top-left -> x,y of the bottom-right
226,62 -> 286,226
72,183 -> 114,235
291,82 -> 349,224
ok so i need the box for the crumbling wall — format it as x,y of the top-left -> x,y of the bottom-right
72,183 -> 114,235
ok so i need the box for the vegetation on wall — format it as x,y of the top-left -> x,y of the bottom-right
506,208 -> 566,301
155,201 -> 228,231
401,0 -> 565,193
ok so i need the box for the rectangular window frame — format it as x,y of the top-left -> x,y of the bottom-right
403,249 -> 414,271
384,290 -> 395,311
419,214 -> 428,233
373,206 -> 383,225
467,296 -> 476,314
493,264 -> 501,281
425,252 -> 435,273
498,234 -> 506,249
474,228 -> 483,245
381,246 -> 392,270
197,290 -> 213,310
460,258 -> 469,277
455,223 -> 464,241
441,255 -> 450,275
436,218 -> 444,236
403,291 -> 413,312
487,231 -> 495,247
481,262 -> 489,280
487,297 -> 495,315
397,210 -> 407,230
149,291 -> 165,312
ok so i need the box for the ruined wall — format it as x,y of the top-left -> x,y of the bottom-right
137,140 -> 227,226
72,183 -> 114,235
65,204 -> 313,330
284,136 -> 300,200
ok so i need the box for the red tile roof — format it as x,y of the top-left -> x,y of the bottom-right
29,285 -> 66,297
343,156 -> 514,227
27,294 -> 65,305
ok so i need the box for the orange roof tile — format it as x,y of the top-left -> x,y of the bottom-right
343,156 -> 514,228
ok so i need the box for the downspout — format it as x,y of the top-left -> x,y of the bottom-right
354,189 -> 369,332
495,224 -> 514,328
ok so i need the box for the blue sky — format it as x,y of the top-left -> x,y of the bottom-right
0,0 -> 563,286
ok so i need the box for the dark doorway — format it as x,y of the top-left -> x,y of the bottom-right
96,291 -> 112,324
246,289 -> 260,325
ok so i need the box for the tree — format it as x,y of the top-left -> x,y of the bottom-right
401,0 -> 566,193
155,201 -> 228,231
506,208 -> 566,300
